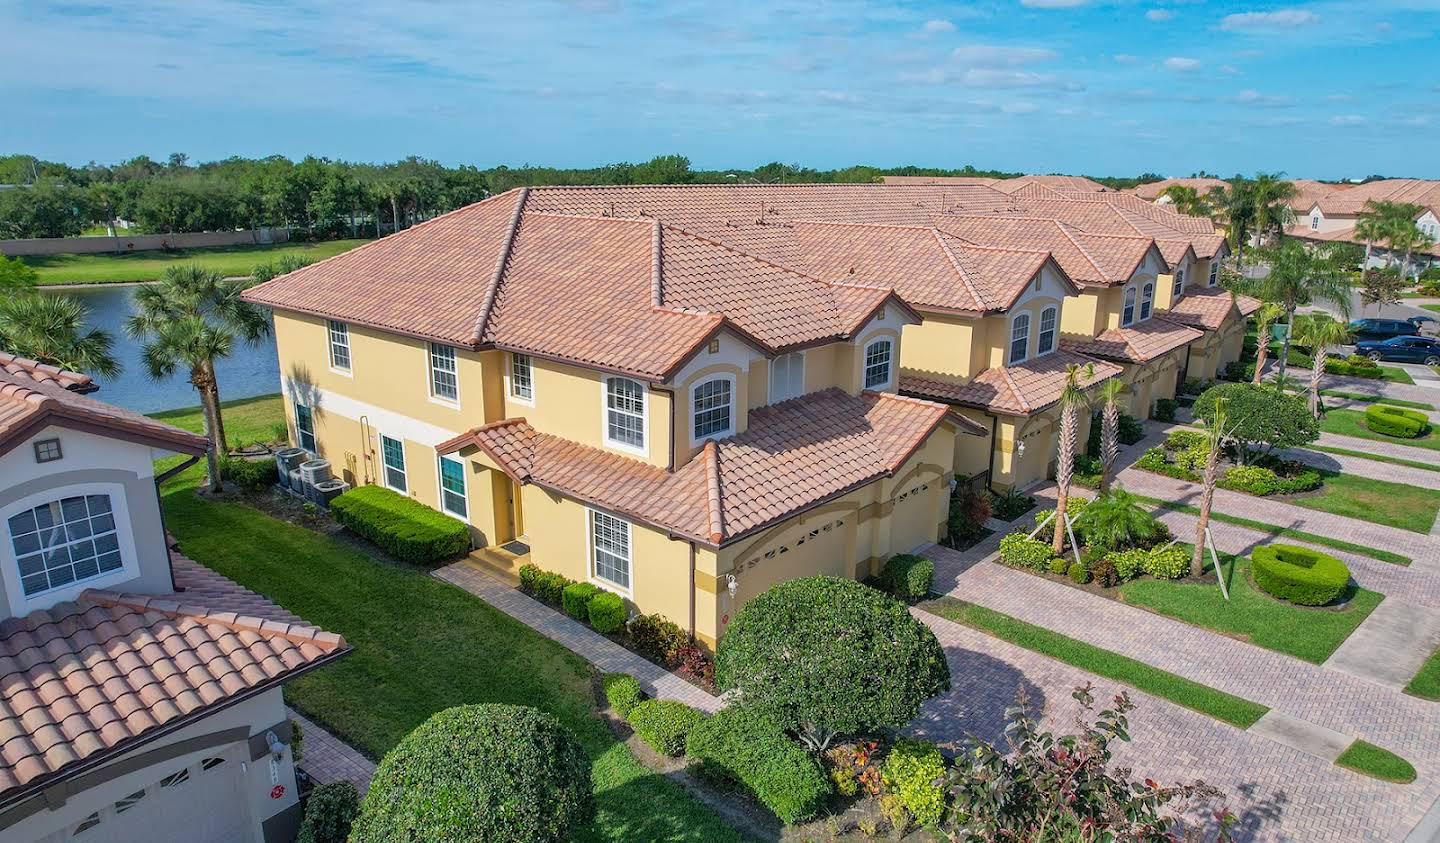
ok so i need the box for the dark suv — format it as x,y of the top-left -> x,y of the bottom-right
1347,318 -> 1419,341
1355,335 -> 1440,365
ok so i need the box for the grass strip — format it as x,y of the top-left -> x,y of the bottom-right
24,239 -> 370,285
1336,740 -> 1417,783
1132,495 -> 1411,566
922,597 -> 1270,728
1319,390 -> 1435,411
1289,471 -> 1440,534
1309,444 -> 1440,474
1320,408 -> 1440,453
1404,647 -> 1440,701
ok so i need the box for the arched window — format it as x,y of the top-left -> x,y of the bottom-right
1122,287 -> 1137,326
1036,307 -> 1057,355
863,339 -> 893,389
1140,282 -> 1154,320
1009,314 -> 1031,364
692,377 -> 734,441
1172,268 -> 1185,300
604,377 -> 646,450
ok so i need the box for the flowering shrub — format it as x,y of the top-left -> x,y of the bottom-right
824,740 -> 882,798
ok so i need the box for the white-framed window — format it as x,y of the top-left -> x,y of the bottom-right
8,494 -> 122,597
1037,307 -> 1057,356
1208,259 -> 1219,287
1122,287 -> 1137,326
1140,282 -> 1154,321
1009,314 -> 1030,364
863,339 -> 893,389
509,352 -> 533,403
327,320 -> 351,373
428,343 -> 459,404
1172,268 -> 1185,299
692,377 -> 734,441
588,509 -> 631,592
1310,215 -> 1320,230
769,351 -> 805,403
604,377 -> 646,452
380,434 -> 407,493
295,403 -> 316,452
437,455 -> 467,519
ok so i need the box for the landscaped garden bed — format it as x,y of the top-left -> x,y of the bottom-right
1320,407 -> 1440,452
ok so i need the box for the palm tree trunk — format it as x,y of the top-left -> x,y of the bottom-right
1191,446 -> 1221,577
1252,341 -> 1269,384
1277,309 -> 1295,378
1052,408 -> 1077,556
193,372 -> 225,493
1099,401 -> 1118,493
1309,348 -> 1326,418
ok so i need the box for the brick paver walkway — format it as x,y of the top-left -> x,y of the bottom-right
1312,429 -> 1440,470
288,707 -> 376,795
433,561 -> 722,713
1280,442 -> 1440,489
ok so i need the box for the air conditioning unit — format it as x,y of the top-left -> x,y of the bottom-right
288,468 -> 306,498
311,479 -> 350,508
276,448 -> 307,489
300,459 -> 332,487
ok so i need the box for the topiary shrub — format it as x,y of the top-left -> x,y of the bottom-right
588,591 -> 626,633
627,612 -> 688,664
518,564 -> 574,605
562,582 -> 601,621
1164,428 -> 1207,451
518,563 -> 544,596
1251,544 -> 1351,606
296,780 -> 359,843
350,704 -> 592,843
220,456 -> 278,491
1219,465 -> 1280,496
602,673 -> 644,718
1048,556 -> 1070,575
881,553 -> 935,602
1068,561 -> 1091,584
627,699 -> 706,757
716,577 -> 949,752
329,485 -> 470,564
1365,404 -> 1431,438
1142,544 -> 1188,580
881,738 -> 947,829
686,705 -> 830,824
1151,398 -> 1178,423
1000,533 -> 1053,571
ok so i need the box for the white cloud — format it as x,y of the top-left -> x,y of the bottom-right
1020,0 -> 1088,7
1219,64 -> 1241,75
959,68 -> 1081,89
1235,89 -> 1292,107
952,45 -> 1059,66
1219,9 -> 1318,31
1164,56 -> 1202,71
1331,114 -> 1366,126
1146,9 -> 1175,21
923,19 -> 956,33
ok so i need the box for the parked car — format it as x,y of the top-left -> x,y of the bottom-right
1355,335 -> 1440,365
1347,318 -> 1420,341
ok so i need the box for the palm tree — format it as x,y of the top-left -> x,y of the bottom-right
1250,173 -> 1298,247
1216,178 -> 1257,268
1292,315 -> 1352,417
1191,397 -> 1234,578
1239,239 -> 1352,378
1160,185 -> 1211,218
126,265 -> 270,492
1354,201 -> 1390,268
1051,363 -> 1094,557
1096,378 -> 1126,493
0,294 -> 119,377
1250,302 -> 1286,385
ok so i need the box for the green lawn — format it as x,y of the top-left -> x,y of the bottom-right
1405,647 -> 1440,701
1379,366 -> 1417,385
1119,553 -> 1383,664
1319,390 -> 1435,411
1285,471 -> 1440,534
1423,304 -> 1440,313
1310,444 -> 1440,474
1336,740 -> 1417,783
157,464 -> 743,841
23,239 -> 369,285
149,392 -> 285,446
1320,408 -> 1440,453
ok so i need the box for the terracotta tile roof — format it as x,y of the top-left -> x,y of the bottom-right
0,554 -> 347,805
880,176 -> 1000,187
992,175 -> 1113,194
1288,222 -> 1440,257
0,366 -> 207,458
1061,317 -> 1203,363
1127,178 -> 1228,201
1309,179 -> 1437,215
1088,192 -> 1219,236
0,353 -> 95,393
1165,286 -> 1257,331
901,351 -> 1122,416
932,216 -> 1164,287
439,388 -> 954,545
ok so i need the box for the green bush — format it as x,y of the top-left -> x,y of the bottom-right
1079,489 -> 1167,553
686,705 -> 830,824
518,563 -> 574,605
1219,465 -> 1280,496
1142,544 -> 1188,579
1327,360 -> 1383,379
1106,548 -> 1148,581
991,491 -> 1036,522
220,456 -> 278,491
881,553 -> 935,602
1117,414 -> 1145,445
1072,454 -> 1103,489
1365,404 -> 1431,438
1067,561 -> 1090,584
602,673 -> 643,718
1194,382 -> 1319,459
1090,557 -> 1121,587
562,582 -> 601,621
627,612 -> 688,664
588,591 -> 626,633
350,704 -> 592,843
1151,398 -> 1178,422
296,780 -> 359,843
1000,533 -> 1053,571
1048,556 -> 1070,575
329,485 -> 470,565
1251,544 -> 1351,606
1136,447 -> 1201,482
627,699 -> 706,757
881,739 -> 947,829
1165,429 -> 1207,451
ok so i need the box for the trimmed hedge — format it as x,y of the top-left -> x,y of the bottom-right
519,563 -> 573,605
329,485 -> 469,564
999,533 -> 1052,571
296,780 -> 359,843
627,699 -> 706,757
602,673 -> 644,718
588,591 -> 626,633
685,705 -> 830,824
1365,404 -> 1431,438
1048,556 -> 1070,575
628,612 -> 688,664
1251,544 -> 1351,606
881,739 -> 947,829
881,554 -> 934,602
220,456 -> 278,491
562,582 -> 601,621
1068,561 -> 1091,584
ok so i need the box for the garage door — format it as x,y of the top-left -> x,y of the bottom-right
55,751 -> 252,843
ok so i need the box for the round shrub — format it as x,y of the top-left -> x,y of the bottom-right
1365,404 -> 1430,438
881,739 -> 947,829
1000,532 -> 1053,571
627,699 -> 706,757
1251,544 -> 1351,606
1048,556 -> 1070,575
1219,465 -> 1280,496
1068,561 -> 1091,584
562,582 -> 601,621
350,704 -> 592,843
602,673 -> 643,718
296,780 -> 359,843
1090,557 -> 1121,588
627,612 -> 688,664
686,705 -> 830,824
1194,382 -> 1319,458
716,576 -> 950,749
220,455 -> 279,491
881,553 -> 935,602
1142,545 -> 1188,580
587,591 -> 626,633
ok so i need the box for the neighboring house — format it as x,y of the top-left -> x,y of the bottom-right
1288,179 -> 1440,272
1128,178 -> 1227,203
0,351 -> 348,843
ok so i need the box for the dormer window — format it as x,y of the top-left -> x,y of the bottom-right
1140,282 -> 1154,321
605,377 -> 647,452
1311,215 -> 1320,230
863,339 -> 893,389
692,377 -> 734,441
1122,288 -> 1137,326
1037,307 -> 1057,356
1172,268 -> 1185,300
1009,314 -> 1031,365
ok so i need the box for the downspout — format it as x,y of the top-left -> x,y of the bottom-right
153,453 -> 201,593
688,541 -> 697,639
984,411 -> 1001,495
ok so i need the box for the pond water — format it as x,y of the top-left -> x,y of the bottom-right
49,284 -> 281,414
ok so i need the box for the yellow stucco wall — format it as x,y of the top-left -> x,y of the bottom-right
899,314 -> 985,381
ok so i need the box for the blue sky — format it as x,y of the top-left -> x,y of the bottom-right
4,0 -> 1438,178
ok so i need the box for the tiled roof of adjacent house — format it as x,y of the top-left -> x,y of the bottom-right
1165,286 -> 1259,331
0,360 -> 207,458
1127,178 -> 1229,201
1310,179 -> 1437,215
931,216 -> 1164,286
438,388 -> 957,545
991,175 -> 1113,194
0,353 -> 95,393
901,351 -> 1123,416
1061,317 -> 1203,363
0,554 -> 347,805
879,176 -> 1000,187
